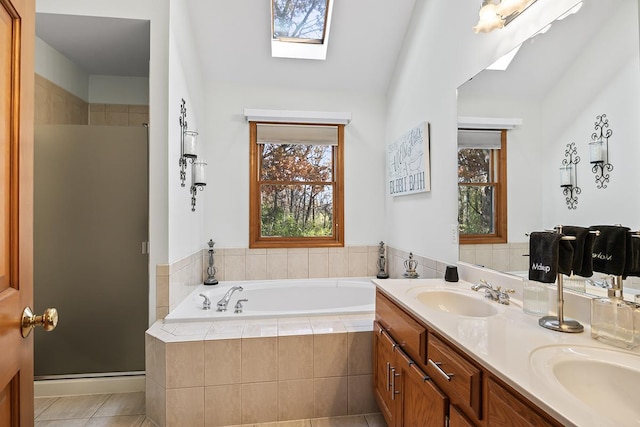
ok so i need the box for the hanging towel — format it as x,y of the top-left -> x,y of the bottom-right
529,232 -> 561,283
529,231 -> 575,283
589,225 -> 630,276
562,226 -> 595,277
623,234 -> 640,278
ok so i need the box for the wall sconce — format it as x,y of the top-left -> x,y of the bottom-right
179,99 -> 198,187
190,160 -> 207,212
589,113 -> 613,189
560,142 -> 580,210
473,0 -> 538,33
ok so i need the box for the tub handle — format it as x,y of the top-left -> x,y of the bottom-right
199,294 -> 211,310
234,299 -> 248,314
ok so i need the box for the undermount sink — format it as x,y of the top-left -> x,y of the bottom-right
529,345 -> 640,425
409,289 -> 499,317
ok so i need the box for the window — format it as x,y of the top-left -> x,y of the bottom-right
272,0 -> 329,43
457,129 -> 507,244
249,122 -> 344,248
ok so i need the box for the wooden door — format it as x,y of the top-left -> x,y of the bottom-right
394,348 -> 448,427
0,0 -> 35,425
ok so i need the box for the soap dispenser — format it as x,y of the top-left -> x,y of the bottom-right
590,276 -> 637,349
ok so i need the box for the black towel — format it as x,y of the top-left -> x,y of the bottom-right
529,231 -> 575,283
624,235 -> 640,278
589,225 -> 630,276
562,226 -> 595,277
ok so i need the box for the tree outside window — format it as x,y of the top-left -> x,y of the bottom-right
249,122 -> 344,248
458,129 -> 507,244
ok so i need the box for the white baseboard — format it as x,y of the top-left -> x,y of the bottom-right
35,375 -> 145,397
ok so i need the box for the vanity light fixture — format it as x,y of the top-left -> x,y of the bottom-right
589,114 -> 613,189
190,160 -> 207,212
473,0 -> 538,33
560,142 -> 580,210
179,99 -> 198,187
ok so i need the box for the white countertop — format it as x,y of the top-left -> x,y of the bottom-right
373,278 -> 640,427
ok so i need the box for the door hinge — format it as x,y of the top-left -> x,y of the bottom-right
141,241 -> 150,254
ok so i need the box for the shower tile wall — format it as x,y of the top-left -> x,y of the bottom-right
34,74 -> 149,126
35,74 -> 88,125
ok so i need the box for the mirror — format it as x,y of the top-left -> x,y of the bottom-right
457,0 -> 640,297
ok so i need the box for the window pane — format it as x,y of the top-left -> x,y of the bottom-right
458,185 -> 495,234
261,184 -> 333,237
458,148 -> 491,183
273,0 -> 327,41
261,143 -> 333,182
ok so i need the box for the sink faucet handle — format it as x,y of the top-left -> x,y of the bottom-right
199,293 -> 211,310
234,299 -> 248,314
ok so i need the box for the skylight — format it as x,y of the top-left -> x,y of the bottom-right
271,0 -> 333,60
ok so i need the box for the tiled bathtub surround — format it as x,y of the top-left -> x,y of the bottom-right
385,246 -> 449,280
156,245 -> 449,321
156,251 -> 204,320
145,314 -> 376,427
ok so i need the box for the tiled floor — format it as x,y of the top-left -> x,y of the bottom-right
34,392 -> 387,427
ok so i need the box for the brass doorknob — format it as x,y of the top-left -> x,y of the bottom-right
21,307 -> 58,338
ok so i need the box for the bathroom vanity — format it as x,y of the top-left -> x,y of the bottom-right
372,278 -> 640,427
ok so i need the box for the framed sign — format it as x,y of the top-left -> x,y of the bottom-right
388,122 -> 431,196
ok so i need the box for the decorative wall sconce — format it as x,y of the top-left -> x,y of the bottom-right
589,114 -> 613,189
190,160 -> 207,212
179,99 -> 198,187
179,98 -> 207,212
560,142 -> 580,210
473,0 -> 538,33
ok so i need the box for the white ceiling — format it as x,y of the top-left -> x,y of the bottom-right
35,1 -> 417,93
36,13 -> 150,77
459,0 -> 631,101
185,0 -> 416,93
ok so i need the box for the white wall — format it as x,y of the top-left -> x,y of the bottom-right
541,0 -> 640,228
204,82 -> 387,248
384,0 -> 582,264
167,0 -> 207,261
89,75 -> 149,105
35,36 -> 89,101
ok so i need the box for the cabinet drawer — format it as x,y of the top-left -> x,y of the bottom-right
375,291 -> 426,364
426,333 -> 482,419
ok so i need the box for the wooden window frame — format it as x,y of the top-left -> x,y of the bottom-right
459,129 -> 507,245
249,121 -> 344,248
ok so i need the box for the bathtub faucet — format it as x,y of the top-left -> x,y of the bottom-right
216,286 -> 244,311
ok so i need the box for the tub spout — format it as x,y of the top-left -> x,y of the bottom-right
216,286 -> 243,311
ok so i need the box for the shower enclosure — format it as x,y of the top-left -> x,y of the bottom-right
34,125 -> 149,377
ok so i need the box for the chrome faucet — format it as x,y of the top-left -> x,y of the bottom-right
199,293 -> 211,310
216,286 -> 243,311
471,280 -> 514,305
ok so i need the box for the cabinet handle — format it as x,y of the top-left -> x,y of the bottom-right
428,358 -> 453,382
386,362 -> 391,391
391,367 -> 400,400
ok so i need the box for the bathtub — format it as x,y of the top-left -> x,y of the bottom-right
164,277 -> 376,322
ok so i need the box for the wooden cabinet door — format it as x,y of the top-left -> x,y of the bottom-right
487,378 -> 559,427
373,322 -> 396,426
0,0 -> 35,425
450,405 -> 476,427
394,348 -> 448,427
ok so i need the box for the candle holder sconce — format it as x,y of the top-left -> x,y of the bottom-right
191,160 -> 207,212
179,99 -> 198,187
560,142 -> 580,210
589,114 -> 613,189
